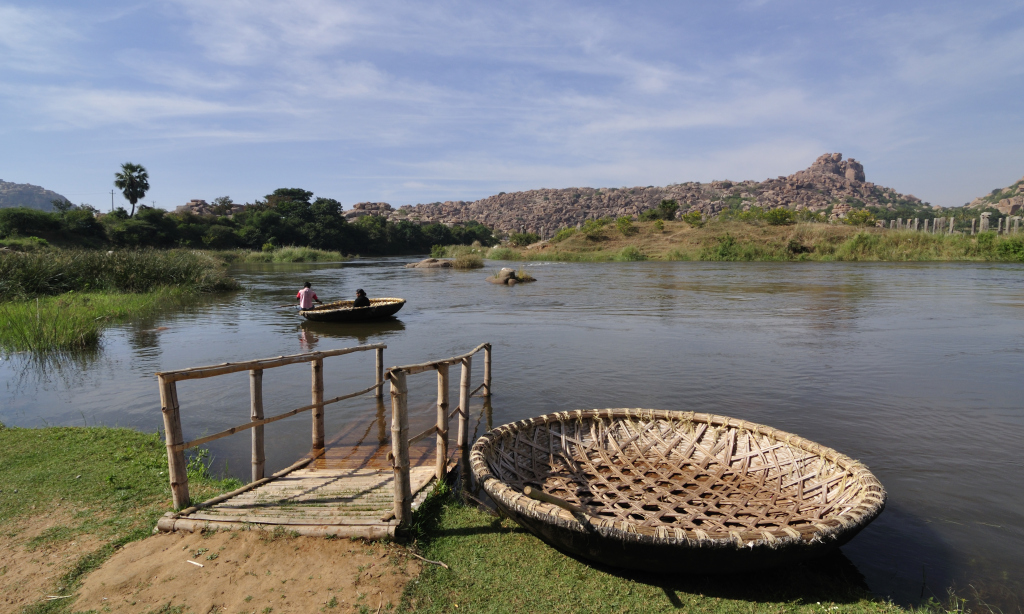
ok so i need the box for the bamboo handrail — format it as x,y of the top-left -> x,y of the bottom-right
386,342 -> 489,376
156,344 -> 386,383
407,424 -> 437,446
172,381 -> 385,452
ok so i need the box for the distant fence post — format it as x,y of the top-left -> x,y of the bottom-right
250,369 -> 265,482
311,357 -> 325,452
436,364 -> 450,480
158,375 -> 190,510
389,371 -> 412,525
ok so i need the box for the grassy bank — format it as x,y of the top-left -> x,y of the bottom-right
0,248 -> 239,300
0,248 -> 239,353
0,423 -> 240,614
0,288 -> 193,353
400,487 -> 905,614
478,221 -> 1024,262
211,245 -> 349,263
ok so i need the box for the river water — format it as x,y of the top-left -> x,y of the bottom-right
2,258 -> 1022,609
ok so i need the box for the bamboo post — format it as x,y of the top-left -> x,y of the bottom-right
250,369 -> 265,482
483,344 -> 492,398
389,371 -> 412,525
158,375 -> 190,509
375,347 -> 384,399
436,364 -> 450,480
311,358 -> 325,451
458,357 -> 473,449
375,397 -> 387,445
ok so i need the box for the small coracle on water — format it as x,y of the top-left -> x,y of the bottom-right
298,298 -> 405,322
471,408 -> 885,573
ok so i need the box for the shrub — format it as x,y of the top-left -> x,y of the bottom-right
765,208 -> 796,226
551,227 -> 577,243
653,220 -> 664,232
508,232 -> 540,247
615,246 -> 646,261
680,211 -> 704,227
843,209 -> 877,226
581,218 -> 611,239
486,246 -> 520,260
996,237 -> 1024,261
616,216 -> 636,236
453,253 -> 484,269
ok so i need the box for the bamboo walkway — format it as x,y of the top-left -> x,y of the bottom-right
157,415 -> 452,539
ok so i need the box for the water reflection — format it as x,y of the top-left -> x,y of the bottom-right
299,318 -> 406,347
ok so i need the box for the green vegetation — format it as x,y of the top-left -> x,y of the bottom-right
216,246 -> 347,263
615,245 -> 647,261
400,488 -> 903,614
679,211 -> 703,228
0,248 -> 238,300
430,244 -> 487,268
0,289 -> 189,352
616,216 -> 637,236
0,425 -> 240,612
843,210 -> 877,226
113,161 -> 150,218
765,207 -> 796,226
639,199 -> 680,221
508,232 -> 540,247
0,249 -> 238,352
0,187 -> 496,255
550,227 -> 578,242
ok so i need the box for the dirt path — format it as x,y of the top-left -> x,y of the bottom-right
72,530 -> 421,614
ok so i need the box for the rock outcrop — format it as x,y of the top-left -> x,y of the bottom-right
369,154 -> 926,238
966,176 -> 1024,215
405,258 -> 454,268
0,180 -> 69,211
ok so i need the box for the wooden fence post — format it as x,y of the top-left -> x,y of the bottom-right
436,364 -> 450,480
250,369 -> 265,482
458,357 -> 473,449
375,397 -> 387,445
311,358 -> 324,452
389,371 -> 412,525
483,344 -> 492,398
375,347 -> 384,399
158,375 -> 190,510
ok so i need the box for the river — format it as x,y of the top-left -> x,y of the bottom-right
2,258 -> 1022,609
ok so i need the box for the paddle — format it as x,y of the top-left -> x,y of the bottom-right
523,486 -> 596,532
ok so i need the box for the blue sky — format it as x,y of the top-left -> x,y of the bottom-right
1,1 -> 1022,211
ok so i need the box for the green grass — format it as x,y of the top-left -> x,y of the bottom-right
0,288 -> 193,353
0,248 -> 239,300
399,489 -> 904,614
217,246 -> 349,263
0,424 -> 241,614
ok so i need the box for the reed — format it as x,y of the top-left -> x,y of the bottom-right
220,246 -> 348,263
0,289 -> 187,353
0,248 -> 238,300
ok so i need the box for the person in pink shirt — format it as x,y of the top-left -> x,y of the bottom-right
296,282 -> 322,310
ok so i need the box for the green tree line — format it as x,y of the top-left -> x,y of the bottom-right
0,188 -> 496,254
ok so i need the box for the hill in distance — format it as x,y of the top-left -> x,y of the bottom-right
966,176 -> 1024,215
0,180 -> 69,212
394,153 -> 933,238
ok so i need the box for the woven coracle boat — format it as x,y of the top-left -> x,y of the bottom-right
299,298 -> 405,322
470,408 -> 885,573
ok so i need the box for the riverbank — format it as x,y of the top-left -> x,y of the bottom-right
479,221 -> 1024,262
0,423 -> 242,613
1,425 -> 919,614
0,248 -> 239,353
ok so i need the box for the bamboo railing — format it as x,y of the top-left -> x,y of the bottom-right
155,344 -> 386,510
386,342 -> 492,526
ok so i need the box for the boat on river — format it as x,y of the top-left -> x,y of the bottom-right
470,408 -> 886,573
299,298 -> 406,322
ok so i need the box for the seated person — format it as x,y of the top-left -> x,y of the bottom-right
353,288 -> 370,308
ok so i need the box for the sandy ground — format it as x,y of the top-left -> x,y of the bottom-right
0,509 -> 104,612
71,530 -> 421,614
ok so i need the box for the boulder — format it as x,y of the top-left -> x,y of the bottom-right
405,258 -> 454,269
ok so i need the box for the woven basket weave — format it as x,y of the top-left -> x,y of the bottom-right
471,408 -> 885,573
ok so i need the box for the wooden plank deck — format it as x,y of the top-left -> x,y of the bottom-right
157,411 -> 449,539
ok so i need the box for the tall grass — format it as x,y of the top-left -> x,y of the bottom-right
0,248 -> 238,300
0,289 -> 188,353
221,246 -> 348,263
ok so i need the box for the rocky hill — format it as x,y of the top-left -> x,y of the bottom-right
0,180 -> 69,211
966,176 -> 1024,215
386,153 -> 928,238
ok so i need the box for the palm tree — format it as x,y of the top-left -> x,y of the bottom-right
113,162 -> 149,217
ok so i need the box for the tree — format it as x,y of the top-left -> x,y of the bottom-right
113,162 -> 150,217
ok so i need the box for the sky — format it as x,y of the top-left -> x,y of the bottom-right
1,1 -> 1023,211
